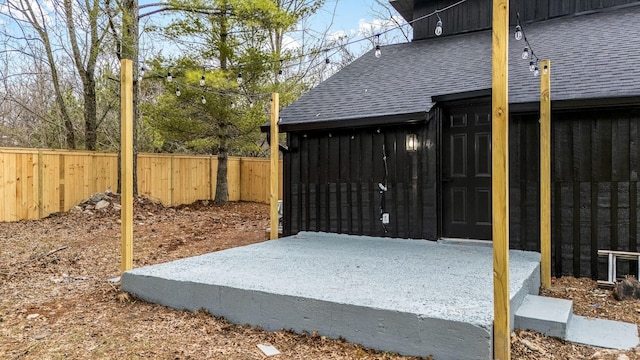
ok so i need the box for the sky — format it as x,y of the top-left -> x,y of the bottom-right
288,0 -> 410,54
319,0 -> 385,33
312,0 -> 401,41
135,0 -> 409,65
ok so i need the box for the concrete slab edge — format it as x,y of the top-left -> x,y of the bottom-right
122,272 -> 492,360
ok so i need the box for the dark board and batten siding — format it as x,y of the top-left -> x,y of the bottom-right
549,109 -> 640,278
507,108 -> 640,279
412,0 -> 639,40
283,105 -> 640,279
283,121 -> 438,240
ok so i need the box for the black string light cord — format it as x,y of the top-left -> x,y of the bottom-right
514,12 -> 542,77
140,0 -> 470,90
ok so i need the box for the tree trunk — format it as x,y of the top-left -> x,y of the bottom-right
84,78 -> 97,150
213,1 -> 230,204
64,0 -> 99,151
119,0 -> 139,195
214,138 -> 229,204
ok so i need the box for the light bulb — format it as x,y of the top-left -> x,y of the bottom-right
200,75 -> 205,86
277,59 -> 284,80
374,45 -> 381,58
521,47 -> 529,60
249,101 -> 254,108
325,57 -> 330,64
543,65 -> 549,75
167,72 -> 172,82
514,25 -> 523,41
201,96 -> 206,104
139,66 -> 145,78
533,66 -> 540,77
175,88 -> 180,96
230,100 -> 235,109
529,61 -> 535,72
435,20 -> 443,36
237,72 -> 242,85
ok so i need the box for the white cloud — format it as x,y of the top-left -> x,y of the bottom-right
356,15 -> 407,37
325,30 -> 347,45
282,34 -> 301,51
0,0 -> 56,27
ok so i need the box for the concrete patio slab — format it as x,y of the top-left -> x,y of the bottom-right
121,232 -> 541,359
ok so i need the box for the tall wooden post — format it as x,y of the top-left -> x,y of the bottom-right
270,93 -> 280,240
121,59 -> 134,273
492,0 -> 510,359
540,59 -> 551,289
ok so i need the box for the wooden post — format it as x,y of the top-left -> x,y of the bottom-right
492,1 -> 510,359
120,59 -> 134,273
540,59 -> 551,289
270,93 -> 280,240
37,149 -> 43,219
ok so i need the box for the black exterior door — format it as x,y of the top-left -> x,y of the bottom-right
442,105 -> 492,239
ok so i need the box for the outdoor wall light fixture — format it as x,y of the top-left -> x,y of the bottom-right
406,134 -> 418,152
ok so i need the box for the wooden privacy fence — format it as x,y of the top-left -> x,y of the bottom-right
0,148 -> 282,222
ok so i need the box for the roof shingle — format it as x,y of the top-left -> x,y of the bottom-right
279,4 -> 640,129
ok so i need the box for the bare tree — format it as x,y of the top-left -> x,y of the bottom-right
0,0 -> 115,150
64,0 -> 110,150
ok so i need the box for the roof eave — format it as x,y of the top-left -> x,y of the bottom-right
263,111 -> 428,133
390,0 -> 414,23
511,95 -> 640,113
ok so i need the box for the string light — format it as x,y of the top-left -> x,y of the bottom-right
514,25 -> 523,40
143,0 -> 469,83
514,12 -> 542,78
278,59 -> 284,81
434,13 -> 443,36
147,0 -> 471,105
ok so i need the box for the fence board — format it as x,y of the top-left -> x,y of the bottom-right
1,153 -> 18,221
40,153 -> 61,216
0,148 -> 280,222
172,155 -> 210,206
228,158 -> 241,201
138,154 -> 173,205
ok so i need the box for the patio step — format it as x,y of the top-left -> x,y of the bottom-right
514,294 -> 573,338
514,294 -> 639,350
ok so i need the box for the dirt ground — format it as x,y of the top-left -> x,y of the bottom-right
1,194 -> 639,359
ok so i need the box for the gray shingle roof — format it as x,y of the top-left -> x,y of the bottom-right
279,4 -> 640,130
